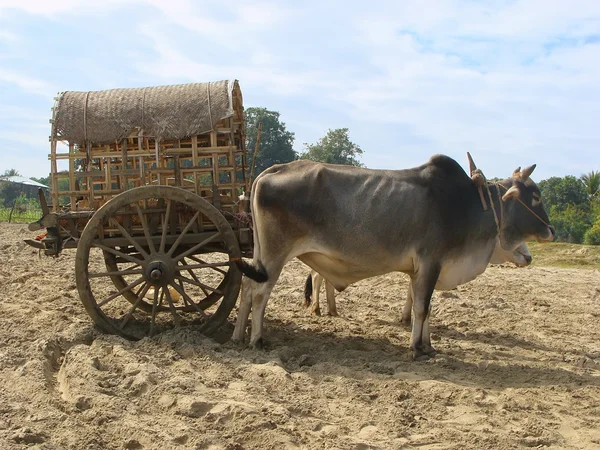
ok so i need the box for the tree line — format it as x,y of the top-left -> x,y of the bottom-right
2,106 -> 598,244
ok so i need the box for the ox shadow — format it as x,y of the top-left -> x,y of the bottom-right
214,317 -> 600,391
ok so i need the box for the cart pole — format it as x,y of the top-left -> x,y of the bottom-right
248,122 -> 262,189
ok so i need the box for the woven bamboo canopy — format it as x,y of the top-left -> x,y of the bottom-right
52,80 -> 243,145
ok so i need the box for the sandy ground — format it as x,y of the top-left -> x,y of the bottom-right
1,222 -> 599,450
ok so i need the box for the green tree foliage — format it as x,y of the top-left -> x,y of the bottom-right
245,107 -> 296,177
2,168 -> 21,177
581,170 -> 600,199
548,204 -> 593,243
0,169 -> 24,206
31,175 -> 50,187
300,128 -> 364,166
535,175 -> 600,244
537,176 -> 588,212
584,218 -> 600,245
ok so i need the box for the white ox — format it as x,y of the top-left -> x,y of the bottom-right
304,242 -> 532,318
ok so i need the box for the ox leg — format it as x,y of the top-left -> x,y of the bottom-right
311,272 -> 323,316
325,280 -> 338,317
247,261 -> 285,349
401,280 -> 413,326
232,276 -> 253,344
409,264 -> 440,361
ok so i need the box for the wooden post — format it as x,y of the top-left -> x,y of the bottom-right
50,139 -> 59,212
121,138 -> 129,191
69,142 -> 76,209
8,198 -> 16,223
230,117 -> 237,197
192,135 -> 199,195
249,122 -> 262,188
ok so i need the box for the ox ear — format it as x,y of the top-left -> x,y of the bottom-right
513,166 -> 521,178
521,164 -> 536,180
502,185 -> 520,201
467,152 -> 477,174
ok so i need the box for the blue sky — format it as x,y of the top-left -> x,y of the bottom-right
0,0 -> 599,181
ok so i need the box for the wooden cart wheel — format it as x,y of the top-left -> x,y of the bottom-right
75,185 -> 242,340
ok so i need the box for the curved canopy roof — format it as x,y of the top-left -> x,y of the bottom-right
52,80 -> 243,145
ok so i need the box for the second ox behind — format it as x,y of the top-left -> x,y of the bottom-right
233,154 -> 554,360
303,241 -> 532,318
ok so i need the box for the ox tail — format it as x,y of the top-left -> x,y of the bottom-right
233,259 -> 268,283
304,274 -> 313,307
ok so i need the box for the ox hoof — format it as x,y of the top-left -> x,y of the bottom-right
230,337 -> 246,348
411,346 -> 437,361
327,311 -> 339,317
400,318 -> 411,329
311,308 -> 321,316
250,337 -> 265,350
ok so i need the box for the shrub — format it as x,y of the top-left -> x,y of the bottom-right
584,219 -> 600,245
548,204 -> 592,244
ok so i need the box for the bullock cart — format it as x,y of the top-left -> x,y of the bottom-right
26,80 -> 253,340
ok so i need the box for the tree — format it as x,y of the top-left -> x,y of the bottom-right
2,168 -> 21,177
584,218 -> 600,245
31,175 -> 50,186
548,204 -> 593,243
300,128 -> 364,167
0,169 -> 23,206
245,107 -> 296,177
537,176 -> 588,212
581,170 -> 600,199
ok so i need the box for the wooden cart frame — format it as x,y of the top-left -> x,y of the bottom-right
26,80 -> 253,340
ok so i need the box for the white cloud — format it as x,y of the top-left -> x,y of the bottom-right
0,68 -> 56,97
0,0 -> 136,17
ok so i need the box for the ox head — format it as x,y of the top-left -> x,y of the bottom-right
468,154 -> 555,251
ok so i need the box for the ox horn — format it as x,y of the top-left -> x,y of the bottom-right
513,166 -> 521,178
520,164 -> 536,180
467,152 -> 477,174
502,185 -> 520,201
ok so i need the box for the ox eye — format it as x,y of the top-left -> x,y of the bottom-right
532,193 -> 541,203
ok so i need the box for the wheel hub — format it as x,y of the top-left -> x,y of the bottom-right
145,259 -> 176,286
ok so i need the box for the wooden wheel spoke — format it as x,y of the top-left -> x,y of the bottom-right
159,199 -> 172,254
179,258 -> 209,296
149,287 -> 161,338
89,268 -> 144,278
170,282 -> 206,316
94,242 -> 142,265
175,274 -> 223,295
188,255 -> 228,275
98,276 -> 146,307
109,218 -> 149,258
164,286 -> 182,325
177,262 -> 230,271
119,283 -> 151,329
135,204 -> 156,254
166,211 -> 201,257
173,232 -> 222,262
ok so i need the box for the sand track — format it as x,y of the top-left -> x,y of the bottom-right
1,223 -> 599,449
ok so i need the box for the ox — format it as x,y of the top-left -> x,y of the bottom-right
232,154 -> 554,360
304,242 -> 532,317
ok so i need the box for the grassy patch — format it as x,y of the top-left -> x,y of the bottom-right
528,241 -> 600,270
0,207 -> 42,223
